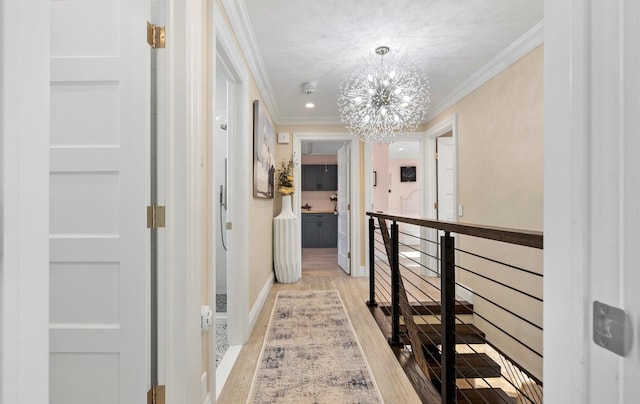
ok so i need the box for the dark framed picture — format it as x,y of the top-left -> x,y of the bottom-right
400,166 -> 416,182
253,100 -> 275,198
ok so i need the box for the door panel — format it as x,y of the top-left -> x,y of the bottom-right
337,143 -> 350,273
437,137 -> 455,221
49,0 -> 149,402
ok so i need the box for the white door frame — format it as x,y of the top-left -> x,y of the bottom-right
293,133 -> 362,277
423,114 -> 459,222
545,1 -> 640,402
209,2 -> 252,397
161,0 -> 207,402
0,1 -> 50,402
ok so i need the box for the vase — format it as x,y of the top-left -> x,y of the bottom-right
273,194 -> 301,283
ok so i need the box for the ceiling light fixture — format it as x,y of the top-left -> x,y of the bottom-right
305,102 -> 315,109
337,46 -> 431,143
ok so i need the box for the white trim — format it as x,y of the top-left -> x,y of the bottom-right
219,0 -> 280,122
215,345 -> 242,400
214,3 -> 251,349
0,1 -> 50,402
427,21 -> 544,119
455,283 -> 474,305
293,132 -> 362,277
249,273 -> 274,332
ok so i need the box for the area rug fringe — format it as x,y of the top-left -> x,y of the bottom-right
247,290 -> 384,403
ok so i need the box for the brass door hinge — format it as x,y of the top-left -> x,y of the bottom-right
147,22 -> 166,49
147,385 -> 165,404
434,202 -> 439,210
347,252 -> 351,259
147,205 -> 166,228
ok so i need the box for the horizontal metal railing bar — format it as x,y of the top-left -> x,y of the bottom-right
483,339 -> 543,386
456,264 -> 543,303
455,247 -> 543,277
398,253 -> 431,271
368,212 -> 543,249
467,306 -> 543,358
370,219 -> 544,402
455,282 -> 543,331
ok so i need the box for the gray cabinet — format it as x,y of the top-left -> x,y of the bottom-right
301,165 -> 337,191
302,213 -> 337,248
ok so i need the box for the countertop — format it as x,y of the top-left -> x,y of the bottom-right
301,210 -> 335,214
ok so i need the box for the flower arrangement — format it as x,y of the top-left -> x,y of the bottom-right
276,155 -> 297,196
330,194 -> 338,212
329,194 -> 337,202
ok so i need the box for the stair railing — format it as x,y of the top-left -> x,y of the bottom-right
367,212 -> 543,404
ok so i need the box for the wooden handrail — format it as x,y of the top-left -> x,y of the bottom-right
367,212 -> 543,249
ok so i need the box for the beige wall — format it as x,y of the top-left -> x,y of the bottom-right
425,45 -> 544,379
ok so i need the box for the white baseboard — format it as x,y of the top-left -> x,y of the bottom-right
456,282 -> 474,304
249,272 -> 273,333
215,345 -> 242,400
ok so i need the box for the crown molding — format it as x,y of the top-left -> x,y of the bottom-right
277,115 -> 344,127
427,20 -> 544,121
221,0 -> 281,122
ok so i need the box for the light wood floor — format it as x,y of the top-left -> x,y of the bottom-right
217,248 -> 422,404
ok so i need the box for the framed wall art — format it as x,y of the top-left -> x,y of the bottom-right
253,100 -> 275,198
400,166 -> 417,182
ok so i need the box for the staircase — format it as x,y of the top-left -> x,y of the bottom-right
379,300 -> 516,404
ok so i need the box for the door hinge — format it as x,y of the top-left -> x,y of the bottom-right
147,385 -> 166,404
147,205 -> 166,228
434,152 -> 439,159
147,22 -> 166,49
434,202 -> 439,210
347,252 -> 351,259
347,203 -> 351,210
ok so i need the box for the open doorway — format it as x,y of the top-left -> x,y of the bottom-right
293,133 -> 362,277
299,141 -> 344,271
214,62 -> 230,367
212,12 -> 252,398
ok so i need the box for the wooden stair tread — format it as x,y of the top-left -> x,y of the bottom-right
400,323 -> 486,346
457,388 -> 516,403
424,353 -> 502,379
380,300 -> 473,316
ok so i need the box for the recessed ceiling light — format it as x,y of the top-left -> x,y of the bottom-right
398,147 -> 404,151
305,102 -> 315,109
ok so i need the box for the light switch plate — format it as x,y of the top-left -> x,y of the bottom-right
277,132 -> 290,144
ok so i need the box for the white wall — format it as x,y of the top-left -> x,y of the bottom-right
0,1 -> 50,403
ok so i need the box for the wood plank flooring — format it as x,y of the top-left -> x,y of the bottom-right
217,248 -> 422,404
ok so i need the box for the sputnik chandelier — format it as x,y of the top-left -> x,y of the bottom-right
337,46 -> 431,143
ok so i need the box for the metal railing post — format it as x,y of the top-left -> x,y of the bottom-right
441,232 -> 456,403
367,216 -> 377,307
389,221 -> 402,346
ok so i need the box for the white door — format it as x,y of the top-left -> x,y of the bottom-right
49,1 -> 149,403
436,136 -> 455,221
337,143 -> 350,273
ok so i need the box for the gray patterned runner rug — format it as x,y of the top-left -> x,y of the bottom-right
247,290 -> 383,404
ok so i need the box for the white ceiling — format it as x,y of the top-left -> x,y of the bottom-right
231,0 -> 543,127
